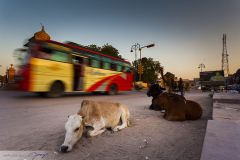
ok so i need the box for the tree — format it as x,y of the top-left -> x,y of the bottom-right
85,44 -> 101,52
101,43 -> 120,58
133,57 -> 162,83
66,42 -> 122,59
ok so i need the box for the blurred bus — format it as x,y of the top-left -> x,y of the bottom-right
16,40 -> 133,97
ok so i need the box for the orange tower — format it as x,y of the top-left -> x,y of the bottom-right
8,64 -> 15,81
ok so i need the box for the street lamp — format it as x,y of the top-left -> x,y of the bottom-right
198,63 -> 205,90
198,63 -> 205,72
130,43 -> 140,69
139,44 -> 155,62
131,43 -> 155,81
131,43 -> 141,83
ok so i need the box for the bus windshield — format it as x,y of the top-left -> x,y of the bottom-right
35,46 -> 69,63
13,49 -> 30,67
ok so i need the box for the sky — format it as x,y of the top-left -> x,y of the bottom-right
0,0 -> 240,79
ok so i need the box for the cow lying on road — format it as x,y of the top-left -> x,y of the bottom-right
60,100 -> 130,152
147,83 -> 166,110
152,92 -> 202,121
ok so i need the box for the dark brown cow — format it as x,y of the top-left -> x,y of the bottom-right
152,92 -> 202,121
185,100 -> 202,120
147,83 -> 165,110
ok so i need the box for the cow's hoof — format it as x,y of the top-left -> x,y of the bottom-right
112,127 -> 119,132
86,132 -> 92,138
111,130 -> 115,134
60,145 -> 69,153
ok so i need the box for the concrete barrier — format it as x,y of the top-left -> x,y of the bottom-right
201,92 -> 240,160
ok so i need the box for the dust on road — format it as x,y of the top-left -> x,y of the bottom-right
0,90 -> 212,160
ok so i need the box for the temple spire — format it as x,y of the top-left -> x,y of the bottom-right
34,24 -> 51,41
40,23 -> 45,31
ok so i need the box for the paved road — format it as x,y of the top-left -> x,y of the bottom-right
0,90 -> 212,160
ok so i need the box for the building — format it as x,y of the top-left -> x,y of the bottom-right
199,70 -> 225,91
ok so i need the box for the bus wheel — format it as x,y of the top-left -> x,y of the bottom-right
108,84 -> 118,95
47,81 -> 64,98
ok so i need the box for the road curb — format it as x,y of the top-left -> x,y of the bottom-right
201,92 -> 240,160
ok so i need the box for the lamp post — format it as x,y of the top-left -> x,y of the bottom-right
130,43 -> 140,69
138,43 -> 155,81
198,63 -> 205,72
131,43 -> 140,83
198,63 -> 205,90
130,43 -> 155,81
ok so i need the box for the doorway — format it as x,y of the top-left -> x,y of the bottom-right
72,55 -> 85,91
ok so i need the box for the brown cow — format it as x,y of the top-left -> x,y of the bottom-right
185,100 -> 203,120
152,92 -> 202,121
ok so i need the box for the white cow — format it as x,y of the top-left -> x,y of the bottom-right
60,100 -> 130,152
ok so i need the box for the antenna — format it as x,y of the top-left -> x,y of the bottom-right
221,34 -> 230,76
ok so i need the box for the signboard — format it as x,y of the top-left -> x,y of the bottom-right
200,70 -> 225,82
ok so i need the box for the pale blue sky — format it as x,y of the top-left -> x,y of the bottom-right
1,0 -> 240,79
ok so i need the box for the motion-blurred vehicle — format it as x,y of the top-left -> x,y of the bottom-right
134,81 -> 148,90
227,84 -> 240,93
15,40 -> 133,97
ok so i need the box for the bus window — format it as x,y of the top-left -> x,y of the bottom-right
91,59 -> 100,68
38,47 -> 52,59
41,47 -> 52,54
123,66 -> 131,72
51,51 -> 69,63
110,63 -> 117,71
72,56 -> 84,64
103,62 -> 110,70
84,58 -> 89,66
116,65 -> 122,72
99,61 -> 103,69
38,47 -> 68,63
14,49 -> 30,66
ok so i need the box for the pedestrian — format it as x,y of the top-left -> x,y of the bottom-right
178,78 -> 184,96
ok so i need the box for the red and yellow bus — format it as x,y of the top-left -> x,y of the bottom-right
16,40 -> 133,97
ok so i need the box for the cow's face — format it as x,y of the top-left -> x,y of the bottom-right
61,114 -> 83,153
147,84 -> 163,98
